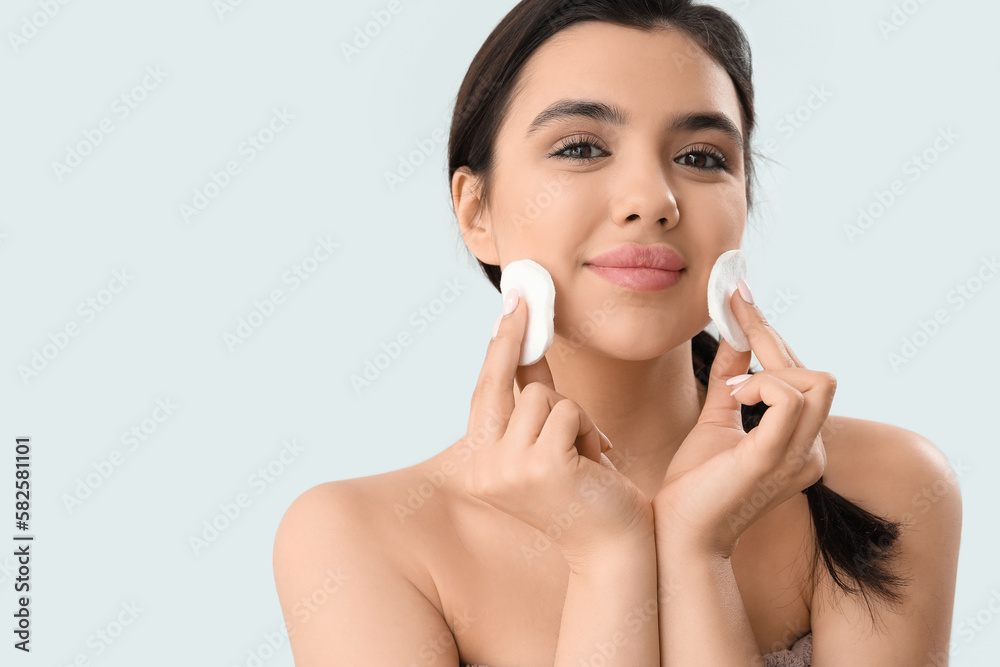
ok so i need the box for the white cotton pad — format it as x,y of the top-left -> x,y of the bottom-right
499,259 -> 556,366
707,249 -> 751,352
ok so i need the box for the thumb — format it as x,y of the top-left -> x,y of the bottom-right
699,334 -> 752,426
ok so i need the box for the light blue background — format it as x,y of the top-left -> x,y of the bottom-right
1,0 -> 997,664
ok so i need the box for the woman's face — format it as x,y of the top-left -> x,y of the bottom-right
460,21 -> 747,360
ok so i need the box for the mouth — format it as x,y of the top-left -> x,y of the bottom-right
584,265 -> 684,291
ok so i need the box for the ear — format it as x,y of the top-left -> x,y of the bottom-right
452,166 -> 500,266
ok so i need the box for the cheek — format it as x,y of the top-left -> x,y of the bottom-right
503,171 -> 581,239
685,182 -> 746,245
495,170 -> 595,268
681,184 -> 745,310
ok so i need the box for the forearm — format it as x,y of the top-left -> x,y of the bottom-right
655,526 -> 761,666
554,526 -> 660,666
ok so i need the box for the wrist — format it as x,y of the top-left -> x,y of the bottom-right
652,508 -> 738,560
658,534 -> 738,562
561,523 -> 656,576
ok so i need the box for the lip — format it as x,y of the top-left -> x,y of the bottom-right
584,243 -> 685,292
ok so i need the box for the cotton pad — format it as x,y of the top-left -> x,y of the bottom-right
499,259 -> 556,366
707,249 -> 751,352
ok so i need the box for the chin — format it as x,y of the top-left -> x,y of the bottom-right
553,320 -> 693,362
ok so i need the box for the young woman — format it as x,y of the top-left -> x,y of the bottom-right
273,1 -> 961,664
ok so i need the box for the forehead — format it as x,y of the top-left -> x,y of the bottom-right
505,21 -> 742,137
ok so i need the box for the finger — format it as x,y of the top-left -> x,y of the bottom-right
502,372 -> 615,461
729,369 -> 836,470
598,452 -> 619,472
729,286 -> 805,370
468,293 -> 527,444
503,382 -> 560,451
698,333 -> 752,428
730,373 -> 804,471
515,350 -> 556,394
535,397 -> 608,464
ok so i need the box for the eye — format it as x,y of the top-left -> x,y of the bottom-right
548,134 -> 609,163
675,144 -> 731,173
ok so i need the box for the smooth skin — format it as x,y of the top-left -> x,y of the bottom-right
272,22 -> 961,666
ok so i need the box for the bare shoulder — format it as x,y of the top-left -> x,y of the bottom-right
272,477 -> 386,559
804,419 -> 963,660
271,479 -> 386,609
272,467 -> 445,583
273,479 -> 373,549
820,414 -> 963,522
271,472 -> 459,665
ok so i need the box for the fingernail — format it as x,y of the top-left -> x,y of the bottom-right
502,288 -> 519,317
730,378 -> 752,396
491,313 -> 502,338
737,279 -> 754,305
726,373 -> 754,386
597,426 -> 613,449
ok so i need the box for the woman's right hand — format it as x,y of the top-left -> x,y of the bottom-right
464,289 -> 653,568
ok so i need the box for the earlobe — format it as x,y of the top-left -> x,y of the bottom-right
452,166 -> 500,266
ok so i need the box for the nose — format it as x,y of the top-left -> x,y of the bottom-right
610,153 -> 680,230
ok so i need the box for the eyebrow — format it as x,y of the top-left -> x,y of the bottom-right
524,98 -> 744,150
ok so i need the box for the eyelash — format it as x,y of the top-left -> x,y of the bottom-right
548,135 -> 732,173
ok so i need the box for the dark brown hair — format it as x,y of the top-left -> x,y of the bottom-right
447,0 -> 907,620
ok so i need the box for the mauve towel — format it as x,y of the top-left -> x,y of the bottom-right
462,630 -> 812,667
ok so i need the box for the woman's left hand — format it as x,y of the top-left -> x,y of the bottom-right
652,281 -> 835,557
